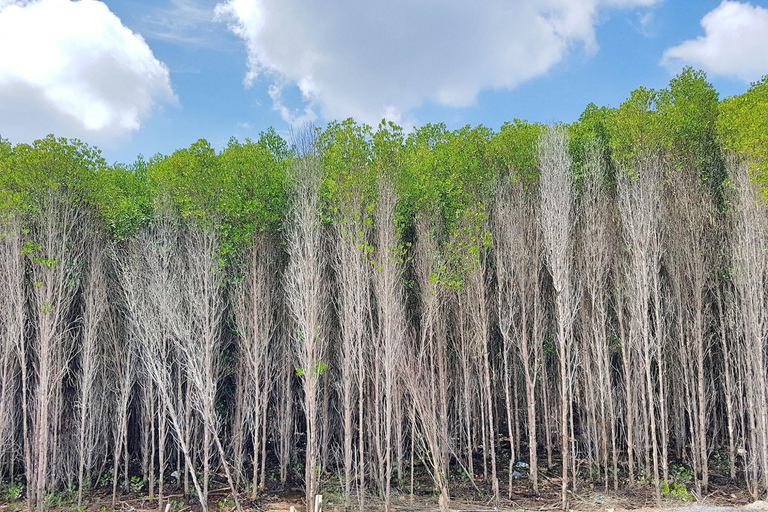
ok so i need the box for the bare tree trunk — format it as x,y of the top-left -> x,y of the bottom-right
232,361 -> 245,487
284,136 -> 329,512
0,218 -> 21,485
716,278 -> 737,480
729,159 -> 768,497
372,174 -> 407,511
575,139 -> 616,494
27,189 -> 85,510
414,213 -> 449,482
665,164 -> 716,494
539,125 -> 577,510
173,224 -> 242,511
461,206 -> 499,504
618,154 -> 663,503
259,376 -> 270,490
402,337 -> 450,512
118,212 -> 209,512
1,217 -> 29,508
77,237 -> 108,506
110,324 -> 134,510
333,189 -> 370,505
277,317 -> 294,486
233,232 -> 277,498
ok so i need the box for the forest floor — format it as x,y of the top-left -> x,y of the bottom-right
1,465 -> 766,512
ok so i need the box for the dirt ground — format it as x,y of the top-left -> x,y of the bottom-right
2,468 -> 767,512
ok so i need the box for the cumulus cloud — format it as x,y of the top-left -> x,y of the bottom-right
662,1 -> 768,82
215,0 -> 658,126
0,0 -> 176,144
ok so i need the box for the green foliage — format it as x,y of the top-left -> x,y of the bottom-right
0,68 -> 764,261
669,463 -> 693,482
0,135 -> 106,213
569,103 -> 614,182
147,138 -> 219,218
98,473 -> 112,488
657,67 -> 721,174
129,475 -> 144,493
216,131 -> 289,247
320,118 -> 374,210
217,498 -> 235,509
296,360 -> 327,378
93,157 -> 152,241
43,486 -> 76,508
488,118 -> 542,182
400,123 -> 493,231
660,481 -> 693,501
2,481 -> 23,501
609,86 -> 665,168
660,463 -> 694,501
718,75 -> 768,189
146,131 -> 288,256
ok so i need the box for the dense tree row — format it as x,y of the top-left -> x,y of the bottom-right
2,68 -> 768,512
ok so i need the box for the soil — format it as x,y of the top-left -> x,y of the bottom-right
2,465 -> 766,512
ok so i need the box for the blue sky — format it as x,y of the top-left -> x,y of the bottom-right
1,0 -> 768,165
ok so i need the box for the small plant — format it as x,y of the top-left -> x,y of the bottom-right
44,491 -> 62,508
169,499 -> 185,511
4,482 -> 23,500
670,463 -> 693,482
217,498 -> 235,509
661,481 -> 693,501
99,473 -> 112,488
129,475 -> 144,493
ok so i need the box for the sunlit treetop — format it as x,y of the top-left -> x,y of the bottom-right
319,118 -> 375,217
718,75 -> 768,189
0,135 -> 106,214
1,68 -> 767,246
488,118 -> 543,184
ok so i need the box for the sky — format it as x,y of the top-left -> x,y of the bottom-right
1,0 -> 768,165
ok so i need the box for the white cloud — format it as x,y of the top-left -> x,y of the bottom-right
0,0 -> 176,144
215,0 -> 658,127
662,1 -> 768,82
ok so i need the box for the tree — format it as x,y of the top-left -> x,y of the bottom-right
729,159 -> 768,497
371,174 -> 407,511
323,119 -> 374,505
76,227 -> 109,506
0,215 -> 24,485
575,139 -> 618,490
493,179 -> 543,492
539,124 -> 577,510
119,211 -> 207,512
617,155 -> 663,502
284,130 -> 329,512
27,189 -> 86,511
173,222 -> 241,511
718,75 -> 768,195
664,164 -> 716,493
232,232 -> 278,496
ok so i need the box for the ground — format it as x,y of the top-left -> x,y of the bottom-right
2,464 -> 767,512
